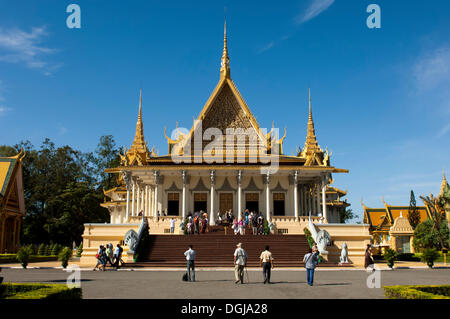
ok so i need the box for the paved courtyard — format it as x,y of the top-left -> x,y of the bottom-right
2,267 -> 450,299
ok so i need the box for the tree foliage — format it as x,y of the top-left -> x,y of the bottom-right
408,190 -> 421,229
0,135 -> 121,246
413,219 -> 450,251
340,208 -> 355,223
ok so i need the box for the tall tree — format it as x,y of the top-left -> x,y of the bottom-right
408,190 -> 421,229
1,136 -> 115,246
340,208 -> 355,223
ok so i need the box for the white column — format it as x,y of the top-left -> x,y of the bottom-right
209,170 -> 215,225
141,188 -> 145,215
131,179 -> 136,217
182,170 -> 187,220
308,186 -> 312,217
237,170 -> 242,221
154,171 -> 160,217
293,171 -> 298,221
299,185 -> 303,216
265,173 -> 271,221
151,186 -> 155,217
316,183 -> 321,218
144,185 -> 148,216
136,183 -> 141,215
122,172 -> 131,222
322,174 -> 328,222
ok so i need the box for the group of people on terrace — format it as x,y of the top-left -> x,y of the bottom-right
219,209 -> 267,235
182,208 -> 268,235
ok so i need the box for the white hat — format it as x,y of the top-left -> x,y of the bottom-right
236,243 -> 242,247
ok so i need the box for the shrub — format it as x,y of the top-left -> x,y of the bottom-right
420,248 -> 440,268
413,219 -> 450,251
303,228 -> 316,248
58,247 -> 73,269
16,246 -> 33,269
52,243 -> 62,256
46,244 -> 53,256
37,243 -> 45,256
76,243 -> 83,257
1,283 -> 82,299
383,248 -> 398,268
384,285 -> 450,299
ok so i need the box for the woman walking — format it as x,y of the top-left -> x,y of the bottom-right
364,244 -> 374,270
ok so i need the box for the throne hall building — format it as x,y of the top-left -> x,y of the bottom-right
82,23 -> 371,266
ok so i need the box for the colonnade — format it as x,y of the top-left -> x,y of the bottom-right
121,170 -> 329,224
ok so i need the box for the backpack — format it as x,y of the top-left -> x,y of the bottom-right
182,273 -> 188,281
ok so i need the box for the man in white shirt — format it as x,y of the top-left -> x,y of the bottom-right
170,218 -> 176,233
233,243 -> 248,284
184,245 -> 196,282
259,245 -> 274,284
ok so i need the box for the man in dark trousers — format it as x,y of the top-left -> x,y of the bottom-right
259,245 -> 274,284
184,244 -> 196,282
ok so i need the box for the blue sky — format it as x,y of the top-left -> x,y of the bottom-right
0,0 -> 449,221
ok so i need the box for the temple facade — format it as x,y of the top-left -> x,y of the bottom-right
101,23 -> 349,227
82,23 -> 372,267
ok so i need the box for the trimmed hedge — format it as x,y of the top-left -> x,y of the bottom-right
383,285 -> 450,299
0,283 -> 82,299
0,254 -> 58,264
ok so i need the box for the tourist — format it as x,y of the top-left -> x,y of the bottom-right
200,216 -> 207,234
106,243 -> 114,266
99,245 -> 107,271
234,243 -> 248,284
194,215 -> 199,234
233,218 -> 239,235
252,214 -> 258,235
248,212 -> 253,230
113,244 -> 123,269
303,247 -> 319,286
257,215 -> 264,235
93,244 -> 104,271
170,218 -> 176,234
364,244 -> 374,270
184,245 -> 196,282
239,217 -> 245,235
259,245 -> 274,284
217,212 -> 222,225
187,217 -> 193,235
244,210 -> 249,227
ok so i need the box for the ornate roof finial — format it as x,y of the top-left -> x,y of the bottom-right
300,88 -> 323,164
130,89 -> 147,154
220,19 -> 230,79
440,168 -> 448,197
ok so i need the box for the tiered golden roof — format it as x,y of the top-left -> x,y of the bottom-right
119,90 -> 152,166
299,89 -> 330,166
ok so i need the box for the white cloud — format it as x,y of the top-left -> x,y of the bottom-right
0,106 -> 12,116
437,123 -> 450,138
413,46 -> 450,91
0,26 -> 59,74
295,0 -> 335,24
258,41 -> 275,54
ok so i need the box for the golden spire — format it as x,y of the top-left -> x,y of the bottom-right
220,19 -> 230,79
300,89 -> 324,165
130,89 -> 147,154
440,168 -> 448,197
